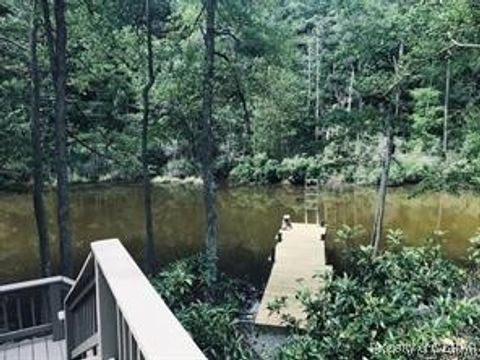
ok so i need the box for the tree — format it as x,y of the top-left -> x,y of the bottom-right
370,18 -> 405,255
371,113 -> 395,256
29,0 -> 51,277
200,0 -> 218,283
443,57 -> 451,159
142,0 -> 156,275
40,0 -> 73,276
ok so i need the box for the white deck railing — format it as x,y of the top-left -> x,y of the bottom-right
65,239 -> 206,360
0,276 -> 73,343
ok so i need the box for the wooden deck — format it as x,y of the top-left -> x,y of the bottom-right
0,240 -> 206,360
0,336 -> 66,360
255,222 -> 329,328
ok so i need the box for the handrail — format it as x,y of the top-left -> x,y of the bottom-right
65,239 -> 206,360
0,276 -> 73,343
0,276 -> 74,293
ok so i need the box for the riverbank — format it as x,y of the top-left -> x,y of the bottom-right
0,175 -> 204,193
3,149 -> 479,194
229,152 -> 435,189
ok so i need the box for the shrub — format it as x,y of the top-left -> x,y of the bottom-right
227,148 -> 480,191
176,302 -> 254,360
262,158 -> 281,184
419,155 -> 480,193
229,157 -> 256,185
229,151 -> 432,188
164,158 -> 197,179
150,255 -> 254,359
214,154 -> 235,180
230,154 -> 327,186
279,155 -> 313,185
230,153 -> 281,185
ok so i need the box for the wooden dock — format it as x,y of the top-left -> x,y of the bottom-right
255,222 -> 329,328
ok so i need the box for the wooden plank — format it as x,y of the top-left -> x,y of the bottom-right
32,337 -> 48,359
255,222 -> 329,328
0,336 -> 66,360
17,338 -> 32,360
46,338 -> 66,360
3,341 -> 19,360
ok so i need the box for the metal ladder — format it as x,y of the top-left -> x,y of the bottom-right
304,178 -> 320,224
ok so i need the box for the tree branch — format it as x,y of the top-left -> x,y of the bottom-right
67,130 -> 125,166
381,43 -> 454,97
0,35 -> 27,52
451,38 -> 480,49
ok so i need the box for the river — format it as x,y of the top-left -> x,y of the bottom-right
0,184 -> 478,284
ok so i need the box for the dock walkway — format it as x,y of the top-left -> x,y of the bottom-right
255,222 -> 329,328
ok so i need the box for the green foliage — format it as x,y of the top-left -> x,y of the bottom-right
230,151 -> 437,188
2,0 -> 480,192
276,229 -> 480,360
409,88 -> 443,153
468,231 -> 480,275
279,155 -> 322,186
419,156 -> 480,193
163,158 -> 197,179
230,154 -> 323,186
229,153 -> 280,185
176,302 -> 253,360
150,255 -> 254,359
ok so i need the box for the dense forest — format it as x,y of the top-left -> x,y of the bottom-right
3,0 -> 480,190
3,0 -> 480,358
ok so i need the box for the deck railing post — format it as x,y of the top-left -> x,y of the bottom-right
65,304 -> 72,360
95,261 -> 118,360
0,299 -> 8,333
48,283 -> 64,341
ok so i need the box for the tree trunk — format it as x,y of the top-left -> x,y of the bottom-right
54,0 -> 72,277
436,193 -> 443,230
233,66 -> 252,156
142,0 -> 156,275
40,0 -> 56,82
443,58 -> 450,159
371,44 -> 403,256
307,37 -> 311,108
30,0 -> 51,278
371,121 -> 393,255
201,0 -> 218,284
347,65 -> 355,112
41,0 -> 73,276
315,28 -> 320,123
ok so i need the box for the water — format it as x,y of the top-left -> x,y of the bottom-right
0,184 -> 479,284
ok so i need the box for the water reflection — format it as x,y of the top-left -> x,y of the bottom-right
0,185 -> 479,284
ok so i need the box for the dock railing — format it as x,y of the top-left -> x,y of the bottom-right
65,239 -> 206,360
0,276 -> 73,343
